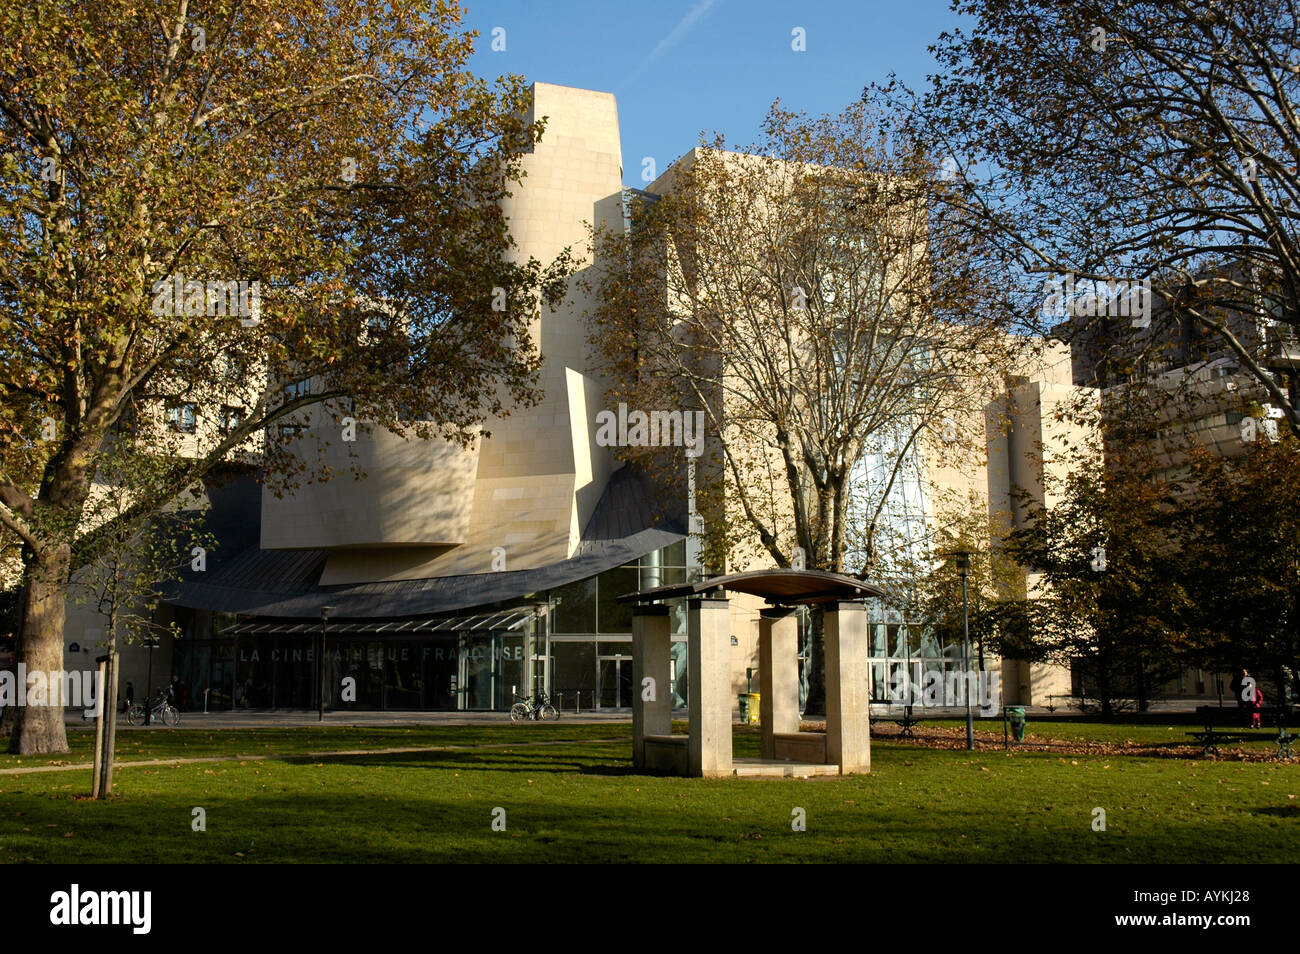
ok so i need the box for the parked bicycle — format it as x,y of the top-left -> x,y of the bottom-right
510,691 -> 558,723
126,690 -> 180,727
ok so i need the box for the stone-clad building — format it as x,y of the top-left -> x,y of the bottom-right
54,83 -> 1094,715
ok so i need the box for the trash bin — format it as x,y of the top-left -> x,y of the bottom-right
738,692 -> 762,725
747,692 -> 760,725
1005,705 -> 1027,742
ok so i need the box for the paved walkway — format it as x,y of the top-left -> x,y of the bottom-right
56,700 -> 1229,729
63,709 -> 641,729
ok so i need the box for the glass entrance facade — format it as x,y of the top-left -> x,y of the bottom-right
169,541 -> 691,713
173,630 -> 534,712
868,619 -> 968,703
546,541 -> 690,710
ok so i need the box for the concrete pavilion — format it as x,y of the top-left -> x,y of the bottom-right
620,569 -> 887,778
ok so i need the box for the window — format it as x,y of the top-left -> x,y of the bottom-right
283,377 -> 312,402
166,403 -> 197,434
219,405 -> 245,435
597,566 -> 638,633
550,577 -> 597,634
279,423 -> 307,441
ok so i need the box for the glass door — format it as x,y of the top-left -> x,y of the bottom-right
422,637 -> 458,710
211,643 -> 234,711
498,635 -> 525,710
598,654 -> 633,709
530,652 -> 549,700
462,634 -> 496,710
385,642 -> 422,709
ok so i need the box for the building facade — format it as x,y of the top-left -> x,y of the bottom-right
50,82 -> 1108,715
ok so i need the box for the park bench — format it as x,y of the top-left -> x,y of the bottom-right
1189,705 -> 1294,759
893,705 -> 924,738
869,704 -> 924,737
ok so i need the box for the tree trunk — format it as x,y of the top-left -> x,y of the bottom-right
8,545 -> 72,754
98,650 -> 120,796
93,586 -> 122,796
92,611 -> 120,798
91,657 -> 106,798
1096,643 -> 1113,718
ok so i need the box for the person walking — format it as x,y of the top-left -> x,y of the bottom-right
1251,682 -> 1264,729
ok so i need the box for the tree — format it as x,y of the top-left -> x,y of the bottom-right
1003,427 -> 1191,713
70,443 -> 212,797
922,0 -> 1300,432
910,491 -> 1031,673
587,100 -> 1024,710
0,0 -> 575,753
1178,438 -> 1300,703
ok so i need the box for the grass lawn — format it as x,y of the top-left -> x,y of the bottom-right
2,722 -> 1297,863
0,723 -> 628,769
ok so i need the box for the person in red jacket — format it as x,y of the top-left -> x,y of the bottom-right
1251,683 -> 1264,728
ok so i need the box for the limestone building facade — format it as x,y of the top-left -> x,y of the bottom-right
47,82 -> 1109,715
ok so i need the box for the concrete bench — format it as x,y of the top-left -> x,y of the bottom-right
643,734 -> 689,775
773,731 -> 827,763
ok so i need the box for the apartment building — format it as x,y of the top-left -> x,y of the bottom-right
1063,266 -> 1299,469
1052,267 -> 1297,701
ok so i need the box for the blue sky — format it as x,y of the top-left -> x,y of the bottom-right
464,0 -> 967,188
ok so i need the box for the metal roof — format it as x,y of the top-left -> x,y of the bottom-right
219,608 -> 540,637
618,568 -> 888,606
164,465 -> 686,620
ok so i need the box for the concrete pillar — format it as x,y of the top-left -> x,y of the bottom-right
687,595 -> 733,778
631,605 -> 671,768
758,607 -> 799,760
825,601 -> 871,775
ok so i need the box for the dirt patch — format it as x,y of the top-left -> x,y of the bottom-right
795,720 -> 1296,763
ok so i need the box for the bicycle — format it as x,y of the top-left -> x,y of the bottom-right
126,692 -> 181,727
509,691 -> 558,723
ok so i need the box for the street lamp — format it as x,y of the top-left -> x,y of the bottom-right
948,551 -> 974,751
143,635 -> 159,726
319,606 -> 337,723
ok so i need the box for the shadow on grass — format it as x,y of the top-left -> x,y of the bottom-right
276,747 -> 630,776
4,783 -> 1286,864
576,764 -> 642,777
1249,804 -> 1300,817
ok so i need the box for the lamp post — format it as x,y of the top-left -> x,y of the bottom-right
143,635 -> 159,726
319,606 -> 337,723
904,623 -> 912,711
953,551 -> 974,751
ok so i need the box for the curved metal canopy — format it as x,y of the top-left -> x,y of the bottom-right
617,568 -> 888,607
